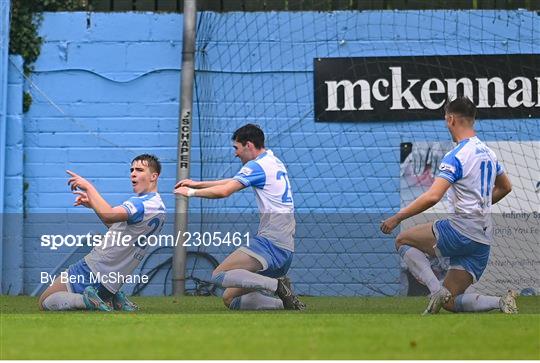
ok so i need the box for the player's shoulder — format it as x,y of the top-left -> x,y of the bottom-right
471,137 -> 497,158
444,137 -> 481,161
441,139 -> 465,162
238,150 -> 286,179
128,192 -> 158,202
458,136 -> 497,162
239,159 -> 265,176
127,192 -> 165,212
258,149 -> 286,170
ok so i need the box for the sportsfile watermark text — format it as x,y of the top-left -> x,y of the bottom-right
41,231 -> 251,250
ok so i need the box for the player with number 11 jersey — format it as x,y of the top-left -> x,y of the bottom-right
381,97 -> 516,315
438,135 -> 502,246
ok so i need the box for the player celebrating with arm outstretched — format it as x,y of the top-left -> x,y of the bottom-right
39,154 -> 165,311
381,97 -> 517,315
174,124 -> 305,310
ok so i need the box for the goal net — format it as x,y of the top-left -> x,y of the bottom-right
187,9 -> 539,297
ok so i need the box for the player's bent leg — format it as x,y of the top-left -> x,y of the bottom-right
440,240 -> 515,314
443,269 -> 518,313
424,261 -> 473,315
211,249 -> 278,292
39,278 -> 93,311
214,248 -> 264,274
396,222 -> 442,297
222,288 -> 254,308
232,291 -> 284,310
213,239 -> 304,310
39,266 -> 111,311
222,287 -> 282,310
452,290 -> 518,314
440,268 -> 473,312
39,277 -> 70,310
395,222 -> 437,256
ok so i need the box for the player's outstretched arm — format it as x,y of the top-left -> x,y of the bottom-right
492,172 -> 512,205
174,179 -> 244,199
175,178 -> 233,189
67,170 -> 128,225
380,177 -> 451,234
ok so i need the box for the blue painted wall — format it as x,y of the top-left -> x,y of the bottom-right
20,13 -> 186,295
3,55 -> 25,294
4,10 -> 539,295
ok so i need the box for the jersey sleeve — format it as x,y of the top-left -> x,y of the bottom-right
233,160 -> 266,188
496,160 -> 504,176
436,154 -> 463,184
121,197 -> 145,224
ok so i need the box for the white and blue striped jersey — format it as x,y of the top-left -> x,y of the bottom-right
436,136 -> 504,245
85,192 -> 166,293
233,150 -> 295,251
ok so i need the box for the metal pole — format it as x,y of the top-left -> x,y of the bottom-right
0,0 -> 12,293
173,0 -> 197,296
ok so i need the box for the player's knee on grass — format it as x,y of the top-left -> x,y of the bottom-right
222,289 -> 235,308
38,288 -> 56,310
442,296 -> 458,312
38,293 -> 47,310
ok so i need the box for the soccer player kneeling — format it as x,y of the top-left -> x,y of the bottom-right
174,124 -> 304,310
381,97 -> 518,315
39,154 -> 165,311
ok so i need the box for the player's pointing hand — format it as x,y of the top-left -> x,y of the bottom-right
67,170 -> 93,192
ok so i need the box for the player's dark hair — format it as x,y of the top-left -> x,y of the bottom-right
232,124 -> 265,149
132,154 -> 161,175
444,96 -> 476,120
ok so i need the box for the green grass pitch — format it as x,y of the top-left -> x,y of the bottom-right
1,295 -> 539,359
